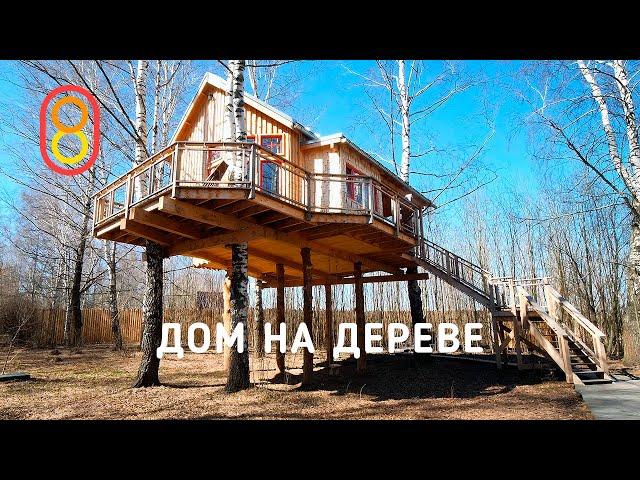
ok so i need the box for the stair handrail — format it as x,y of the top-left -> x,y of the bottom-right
518,286 -> 575,382
543,284 -> 608,374
543,285 -> 605,338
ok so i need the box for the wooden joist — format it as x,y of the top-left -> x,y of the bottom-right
162,198 -> 400,274
128,207 -> 202,239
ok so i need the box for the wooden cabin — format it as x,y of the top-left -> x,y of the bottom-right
93,73 -> 434,287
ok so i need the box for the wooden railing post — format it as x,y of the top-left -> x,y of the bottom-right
394,196 -> 400,236
124,174 -> 132,220
559,334 -> 574,384
508,278 -> 517,316
171,144 -> 179,198
368,178 -> 374,223
595,337 -> 609,374
248,144 -> 256,199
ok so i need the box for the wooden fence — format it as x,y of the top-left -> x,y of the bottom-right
34,307 -> 492,349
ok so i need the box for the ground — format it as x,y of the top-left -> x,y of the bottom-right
0,346 -> 592,420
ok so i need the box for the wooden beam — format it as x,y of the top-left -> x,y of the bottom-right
169,230 -> 265,256
238,204 -> 271,218
165,198 -> 400,274
247,247 -> 336,280
275,263 -> 286,375
263,272 -> 430,288
256,211 -> 289,225
129,207 -> 202,239
159,196 -> 253,232
301,247 -> 313,386
120,218 -> 173,246
325,284 -> 334,364
96,220 -> 121,239
354,261 -> 366,374
174,187 -> 249,201
192,251 -> 264,279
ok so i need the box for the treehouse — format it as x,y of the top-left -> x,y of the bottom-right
92,73 -> 612,385
93,73 -> 433,286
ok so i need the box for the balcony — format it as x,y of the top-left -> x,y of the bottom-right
93,141 -> 423,240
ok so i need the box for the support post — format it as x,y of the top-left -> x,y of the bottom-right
275,263 -> 286,375
223,270 -> 232,371
301,247 -> 314,386
354,261 -> 366,374
513,306 -> 524,370
489,283 -> 502,370
254,279 -> 265,356
491,314 -> 503,370
325,283 -> 334,364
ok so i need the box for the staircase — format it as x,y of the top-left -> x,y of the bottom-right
409,239 -> 612,385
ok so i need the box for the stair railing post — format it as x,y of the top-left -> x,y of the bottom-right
559,334 -> 574,384
594,337 -> 609,374
508,282 -> 522,370
488,280 -> 502,370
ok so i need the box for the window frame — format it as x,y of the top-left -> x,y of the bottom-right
260,134 -> 284,155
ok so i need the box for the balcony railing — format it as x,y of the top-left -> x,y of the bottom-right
93,141 -> 423,238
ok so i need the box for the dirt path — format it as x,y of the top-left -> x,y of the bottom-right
0,346 -> 592,420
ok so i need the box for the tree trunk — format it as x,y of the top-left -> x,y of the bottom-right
398,60 -> 411,183
301,247 -> 314,386
133,241 -> 164,388
226,242 -> 251,392
624,214 -> 640,366
65,191 -> 93,349
254,279 -> 265,356
104,240 -> 123,351
223,271 -> 232,371
134,60 -> 149,163
275,263 -> 286,374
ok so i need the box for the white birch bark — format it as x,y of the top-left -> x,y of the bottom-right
612,60 -> 640,185
232,60 -> 247,181
577,60 -> 637,197
151,60 -> 161,155
397,60 -> 411,183
134,60 -> 149,164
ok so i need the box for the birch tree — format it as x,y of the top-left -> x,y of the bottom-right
521,60 -> 640,365
223,59 -> 251,392
348,60 -> 479,331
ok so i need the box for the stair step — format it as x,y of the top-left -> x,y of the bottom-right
575,370 -> 605,380
571,363 -> 598,369
580,378 -> 613,385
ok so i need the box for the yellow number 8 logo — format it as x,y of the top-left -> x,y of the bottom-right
50,96 -> 90,165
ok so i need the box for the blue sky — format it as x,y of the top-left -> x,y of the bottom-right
0,60 -> 539,222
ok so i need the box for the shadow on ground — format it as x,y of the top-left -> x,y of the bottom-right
291,354 -> 561,401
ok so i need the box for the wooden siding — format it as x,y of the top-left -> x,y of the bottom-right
179,85 -> 302,165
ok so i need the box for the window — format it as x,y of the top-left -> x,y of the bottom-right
346,164 -> 364,205
261,134 -> 283,154
260,160 -> 279,194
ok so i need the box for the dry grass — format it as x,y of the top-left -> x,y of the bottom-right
0,346 -> 592,420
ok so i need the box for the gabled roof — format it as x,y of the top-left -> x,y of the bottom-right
302,133 -> 434,208
171,73 -> 317,143
171,73 -> 433,209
